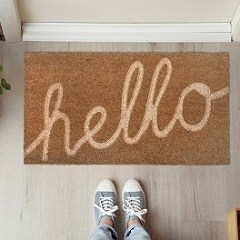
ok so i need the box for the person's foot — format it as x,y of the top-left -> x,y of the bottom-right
94,179 -> 118,226
122,179 -> 148,227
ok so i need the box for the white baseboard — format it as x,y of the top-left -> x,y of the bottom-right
22,23 -> 231,43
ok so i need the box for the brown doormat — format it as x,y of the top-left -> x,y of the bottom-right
24,52 -> 229,165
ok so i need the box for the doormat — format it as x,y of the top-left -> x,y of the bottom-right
24,52 -> 229,165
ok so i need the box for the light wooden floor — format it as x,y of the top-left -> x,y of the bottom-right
0,41 -> 240,240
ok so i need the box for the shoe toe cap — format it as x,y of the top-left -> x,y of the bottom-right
96,179 -> 116,193
123,179 -> 143,193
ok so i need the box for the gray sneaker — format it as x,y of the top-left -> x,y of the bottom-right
94,179 -> 118,226
122,179 -> 148,226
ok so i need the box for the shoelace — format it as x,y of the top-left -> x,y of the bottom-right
123,196 -> 148,222
94,196 -> 118,218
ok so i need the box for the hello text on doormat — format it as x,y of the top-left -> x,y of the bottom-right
24,52 -> 229,165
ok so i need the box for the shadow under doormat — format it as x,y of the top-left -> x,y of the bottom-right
24,52 -> 230,165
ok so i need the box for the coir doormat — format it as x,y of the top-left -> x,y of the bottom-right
24,52 -> 229,165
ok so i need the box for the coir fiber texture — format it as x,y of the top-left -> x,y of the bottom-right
24,52 -> 229,165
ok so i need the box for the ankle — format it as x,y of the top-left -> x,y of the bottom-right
127,218 -> 142,228
99,217 -> 114,227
